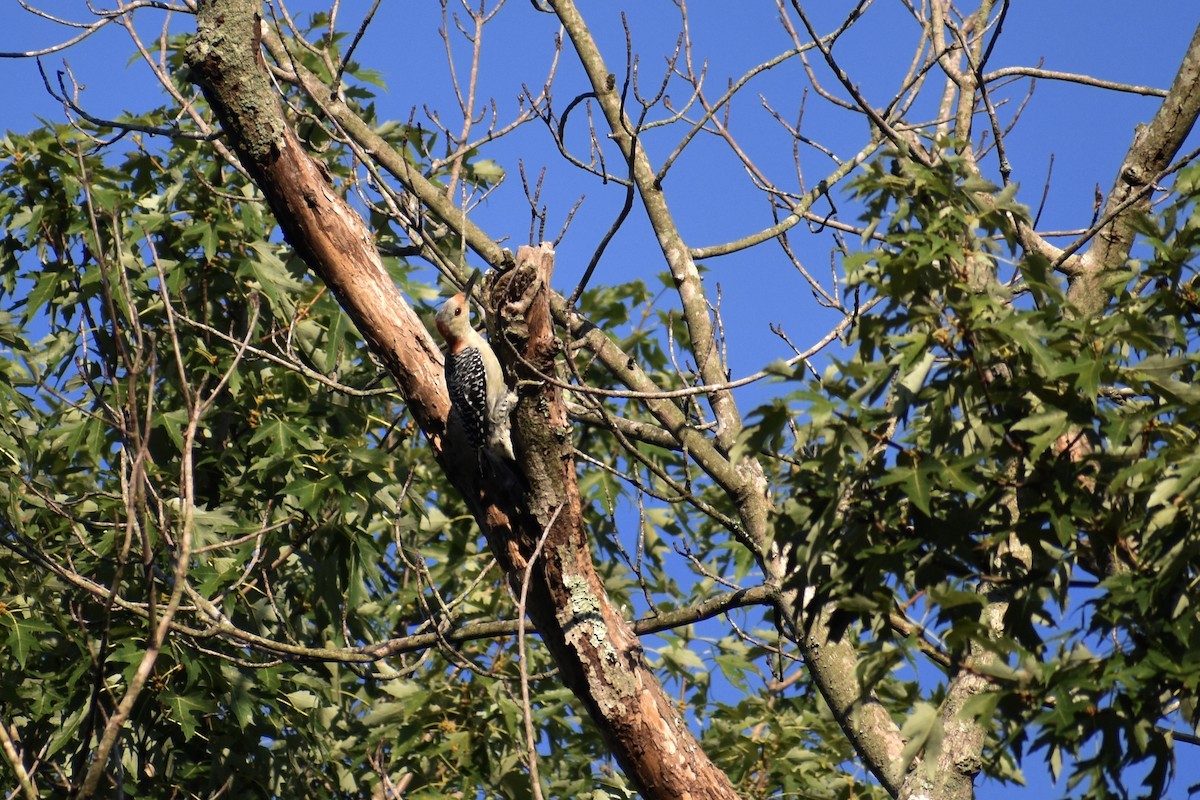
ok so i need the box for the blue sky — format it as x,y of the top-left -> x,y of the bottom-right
3,2 -> 1200,798
3,2 -> 1196,386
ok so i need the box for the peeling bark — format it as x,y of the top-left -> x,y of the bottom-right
487,245 -> 744,800
185,3 -> 741,797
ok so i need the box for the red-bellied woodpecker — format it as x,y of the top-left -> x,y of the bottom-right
434,271 -> 516,462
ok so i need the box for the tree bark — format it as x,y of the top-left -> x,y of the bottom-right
546,0 -> 910,793
185,2 -> 742,798
1071,21 -> 1200,312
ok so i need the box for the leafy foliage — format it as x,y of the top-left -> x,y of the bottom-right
0,71 -> 613,798
1,6 -> 1199,800
0,33 -> 857,800
764,151 -> 1200,798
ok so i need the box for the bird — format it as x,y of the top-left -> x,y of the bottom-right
434,270 -> 516,463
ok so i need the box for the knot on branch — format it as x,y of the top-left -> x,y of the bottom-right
488,242 -> 558,377
486,243 -> 575,521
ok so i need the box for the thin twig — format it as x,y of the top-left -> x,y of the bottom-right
330,0 -> 381,99
0,717 -> 37,800
517,504 -> 564,800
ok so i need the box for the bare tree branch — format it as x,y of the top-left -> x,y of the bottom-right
1073,20 -> 1200,311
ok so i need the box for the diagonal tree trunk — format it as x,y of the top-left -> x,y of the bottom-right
184,2 -> 741,797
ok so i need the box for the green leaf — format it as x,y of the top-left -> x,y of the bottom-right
285,689 -> 320,711
898,702 -> 941,774
161,691 -> 217,739
1009,409 -> 1069,459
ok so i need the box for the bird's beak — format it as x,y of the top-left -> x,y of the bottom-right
463,269 -> 481,298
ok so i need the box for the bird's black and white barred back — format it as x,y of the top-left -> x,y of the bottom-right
434,272 -> 517,462
444,345 -> 489,450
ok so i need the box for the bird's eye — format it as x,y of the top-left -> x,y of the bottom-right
455,307 -> 462,316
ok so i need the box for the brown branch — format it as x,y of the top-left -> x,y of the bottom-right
187,1 -> 452,444
691,137 -> 882,259
4,513 -> 776,668
183,18 -> 753,791
656,43 -> 810,186
0,717 -> 37,800
982,66 -> 1168,97
550,0 -> 744,451
491,244 -> 746,800
566,402 -> 681,450
517,504 -> 561,800
789,0 -> 931,164
1073,21 -> 1200,312
254,17 -> 765,558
